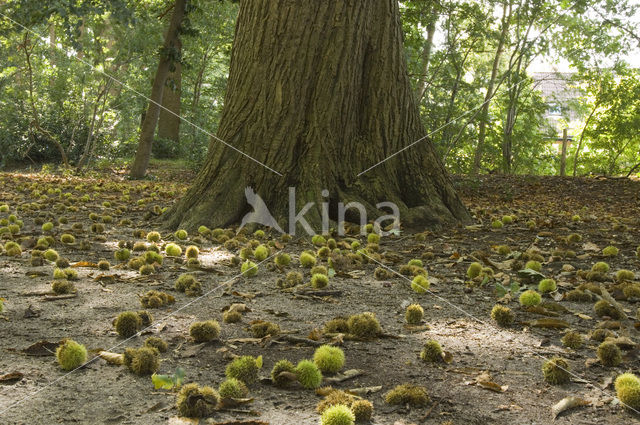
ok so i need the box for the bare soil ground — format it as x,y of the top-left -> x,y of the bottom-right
1,166 -> 639,425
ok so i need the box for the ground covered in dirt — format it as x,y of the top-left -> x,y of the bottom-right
1,166 -> 640,425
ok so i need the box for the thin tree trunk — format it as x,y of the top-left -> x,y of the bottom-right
20,32 -> 69,167
415,12 -> 437,102
77,80 -> 111,170
471,0 -> 511,174
164,0 -> 470,232
573,98 -> 600,176
130,0 -> 187,178
191,48 -> 209,112
157,37 -> 182,146
48,23 -> 56,87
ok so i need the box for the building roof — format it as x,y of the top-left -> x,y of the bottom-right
532,72 -> 581,104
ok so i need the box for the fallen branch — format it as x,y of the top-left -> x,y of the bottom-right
599,286 -> 631,321
275,335 -> 324,347
44,293 -> 78,301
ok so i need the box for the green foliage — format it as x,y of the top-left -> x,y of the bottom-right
152,367 -> 185,390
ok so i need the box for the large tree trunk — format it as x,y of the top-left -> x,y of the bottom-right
129,0 -> 186,178
157,37 -> 182,146
164,0 -> 470,232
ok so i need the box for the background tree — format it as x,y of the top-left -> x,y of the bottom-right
129,0 -> 188,178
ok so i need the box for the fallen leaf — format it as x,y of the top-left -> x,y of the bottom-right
22,340 -> 61,356
232,291 -> 256,300
72,261 -> 98,268
517,268 -> 545,283
168,417 -> 199,425
551,396 -> 590,419
181,343 -> 207,358
218,397 -> 254,408
348,385 -> 382,395
222,303 -> 250,313
98,351 -> 124,365
526,318 -> 570,329
324,369 -> 364,383
23,304 -> 41,318
582,242 -> 600,252
0,372 -> 23,384
467,371 -> 508,393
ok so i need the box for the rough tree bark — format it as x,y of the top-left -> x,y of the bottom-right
129,0 -> 186,178
164,0 -> 470,232
157,37 -> 182,145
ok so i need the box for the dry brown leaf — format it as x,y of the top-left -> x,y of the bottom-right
467,371 -> 508,393
218,397 -> 254,408
551,396 -> 590,419
324,369 -> 364,383
168,417 -> 199,425
22,340 -> 61,356
348,385 -> 383,395
232,291 -> 257,299
0,372 -> 23,384
98,351 -> 124,365
307,328 -> 322,341
582,242 -> 599,252
72,261 -> 98,268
